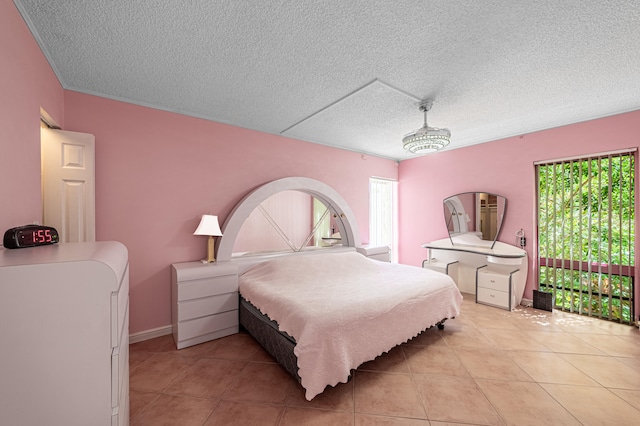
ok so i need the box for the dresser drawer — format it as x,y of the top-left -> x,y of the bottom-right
177,292 -> 238,321
111,302 -> 129,408
177,309 -> 239,341
110,263 -> 129,348
111,343 -> 127,409
112,368 -> 129,426
477,286 -> 510,309
477,269 -> 511,291
177,274 -> 237,301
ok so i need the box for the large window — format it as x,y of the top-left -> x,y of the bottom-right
536,150 -> 635,324
369,177 -> 397,262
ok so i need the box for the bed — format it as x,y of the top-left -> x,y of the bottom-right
216,177 -> 463,400
237,249 -> 462,400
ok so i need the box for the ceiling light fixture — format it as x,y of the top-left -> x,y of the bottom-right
402,99 -> 451,154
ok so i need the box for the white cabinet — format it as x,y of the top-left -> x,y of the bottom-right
0,241 -> 129,426
172,261 -> 239,349
476,266 -> 520,310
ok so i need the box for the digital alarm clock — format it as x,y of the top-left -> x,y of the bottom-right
3,225 -> 60,249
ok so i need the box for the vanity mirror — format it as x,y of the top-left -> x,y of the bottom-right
423,191 -> 526,309
444,192 -> 506,248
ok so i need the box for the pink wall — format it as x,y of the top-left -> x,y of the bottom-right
0,1 -> 64,234
4,0 -> 639,332
398,111 -> 640,319
1,0 -> 397,335
63,91 -> 398,333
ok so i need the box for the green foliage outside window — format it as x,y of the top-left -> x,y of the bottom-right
537,154 -> 635,323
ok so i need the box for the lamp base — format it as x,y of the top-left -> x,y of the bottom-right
201,235 -> 216,263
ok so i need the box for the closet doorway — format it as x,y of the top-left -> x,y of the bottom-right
40,113 -> 96,243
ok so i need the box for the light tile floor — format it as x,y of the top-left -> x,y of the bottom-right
129,294 -> 640,425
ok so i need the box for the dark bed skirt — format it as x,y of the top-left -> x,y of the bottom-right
239,297 -> 301,382
239,296 -> 450,386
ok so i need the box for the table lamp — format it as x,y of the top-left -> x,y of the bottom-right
193,214 -> 223,263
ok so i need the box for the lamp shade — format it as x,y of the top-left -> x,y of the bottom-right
193,215 -> 223,236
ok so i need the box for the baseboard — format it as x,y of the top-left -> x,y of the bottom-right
129,325 -> 173,344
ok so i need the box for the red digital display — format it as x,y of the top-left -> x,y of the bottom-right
3,225 -> 59,249
26,229 -> 54,244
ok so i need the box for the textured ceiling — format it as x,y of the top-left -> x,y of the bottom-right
14,0 -> 640,161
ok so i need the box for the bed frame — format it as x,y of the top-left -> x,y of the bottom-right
239,297 -> 301,381
214,177 -> 449,385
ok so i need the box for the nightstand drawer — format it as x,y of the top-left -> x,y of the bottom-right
177,310 -> 239,341
477,269 -> 510,291
477,286 -> 510,309
178,274 -> 237,301
177,292 -> 238,321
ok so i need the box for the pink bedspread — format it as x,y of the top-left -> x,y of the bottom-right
238,250 -> 463,400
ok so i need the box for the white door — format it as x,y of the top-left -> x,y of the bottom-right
41,128 -> 96,243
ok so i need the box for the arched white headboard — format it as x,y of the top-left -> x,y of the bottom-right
216,177 -> 362,262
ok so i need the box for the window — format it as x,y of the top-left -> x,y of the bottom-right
369,177 -> 398,262
312,197 -> 331,247
536,151 -> 635,324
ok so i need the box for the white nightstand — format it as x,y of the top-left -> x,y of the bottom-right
357,245 -> 391,262
171,261 -> 239,349
476,265 -> 520,310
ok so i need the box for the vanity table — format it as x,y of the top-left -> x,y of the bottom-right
422,237 -> 527,309
422,192 -> 528,310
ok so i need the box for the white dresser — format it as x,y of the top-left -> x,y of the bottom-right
0,241 -> 129,426
171,261 -> 239,349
